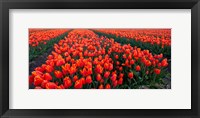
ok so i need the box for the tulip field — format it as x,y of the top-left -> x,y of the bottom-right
29,29 -> 171,89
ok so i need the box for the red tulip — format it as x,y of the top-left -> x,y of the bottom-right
119,66 -> 123,71
73,75 -> 78,82
64,77 -> 72,88
86,76 -> 92,84
118,78 -> 123,85
128,72 -> 134,79
32,71 -> 43,77
69,66 -> 77,75
115,55 -> 119,59
154,68 -> 161,75
54,70 -> 63,79
46,82 -> 57,89
130,59 -> 135,65
95,64 -> 103,74
41,80 -> 48,88
96,74 -> 102,81
145,60 -> 151,67
98,84 -> 104,89
104,63 -> 109,70
111,73 -> 117,81
113,80 -> 118,87
108,63 -> 113,71
74,80 -> 83,89
135,65 -> 141,71
161,58 -> 168,67
105,84 -> 111,89
47,55 -> 53,60
35,67 -> 44,72
56,59 -> 65,66
44,73 -> 52,81
104,71 -> 110,79
119,73 -> 124,78
45,65 -> 54,73
34,75 -> 43,86
57,84 -> 65,89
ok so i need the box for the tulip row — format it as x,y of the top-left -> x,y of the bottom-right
29,29 -> 170,89
93,30 -> 171,59
94,29 -> 171,46
29,29 -> 70,47
29,30 -> 71,62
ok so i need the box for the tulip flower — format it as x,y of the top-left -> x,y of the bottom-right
95,64 -> 103,74
96,74 -> 102,82
161,58 -> 168,67
41,80 -> 48,88
46,82 -> 57,89
135,65 -> 141,71
74,80 -> 83,89
105,84 -> 111,89
45,65 -> 54,73
64,77 -> 72,88
98,84 -> 104,89
54,70 -> 63,79
34,75 -> 43,86
154,68 -> 161,75
104,71 -> 110,79
128,72 -> 134,79
86,76 -> 92,84
73,75 -> 78,82
44,73 -> 52,81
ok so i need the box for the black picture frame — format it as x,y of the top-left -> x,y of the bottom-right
0,0 -> 199,118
